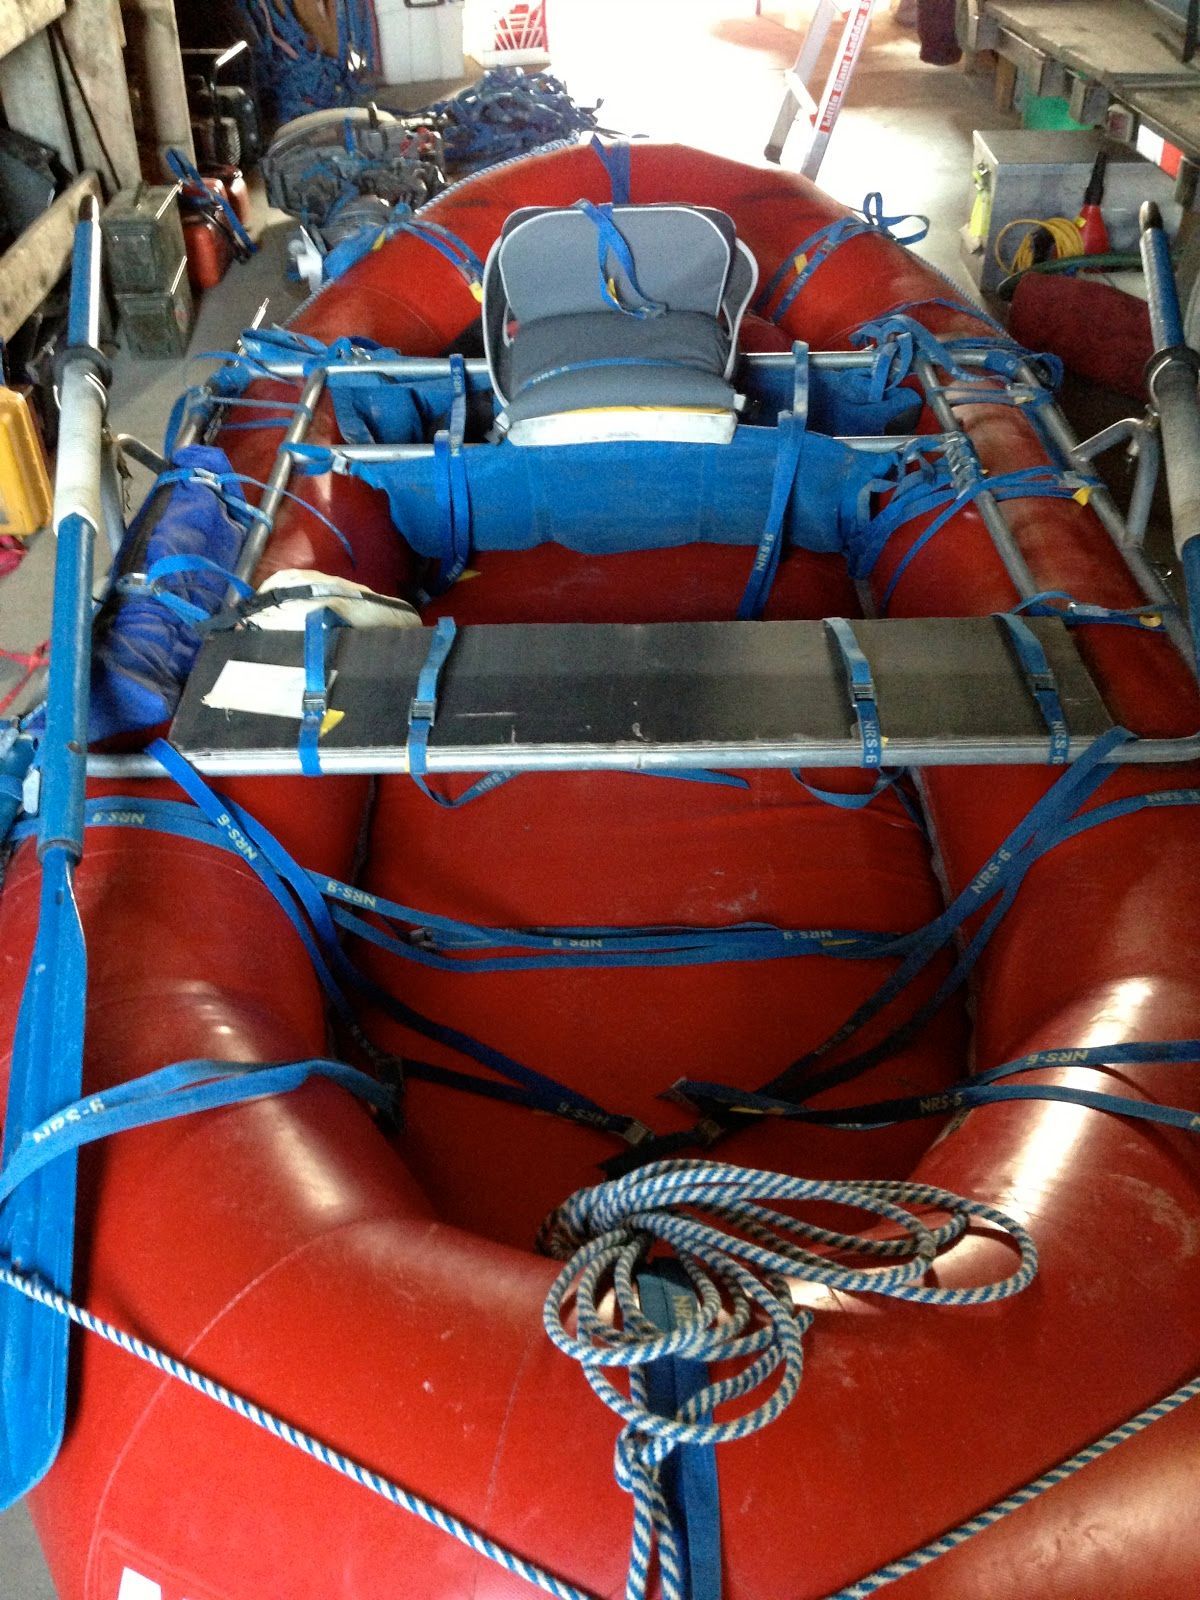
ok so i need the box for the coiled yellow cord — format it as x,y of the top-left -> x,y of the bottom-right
994,215 -> 1084,273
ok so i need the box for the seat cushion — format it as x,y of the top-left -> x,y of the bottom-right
504,310 -> 735,422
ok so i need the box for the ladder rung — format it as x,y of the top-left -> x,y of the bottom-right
786,74 -> 819,115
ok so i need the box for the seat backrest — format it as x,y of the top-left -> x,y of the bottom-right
497,203 -> 737,322
482,201 -> 759,407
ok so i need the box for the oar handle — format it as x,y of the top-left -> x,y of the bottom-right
1138,203 -> 1200,655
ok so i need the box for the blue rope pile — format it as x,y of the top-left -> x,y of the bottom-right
428,69 -> 603,172
231,0 -> 378,125
539,1160 -> 1037,1600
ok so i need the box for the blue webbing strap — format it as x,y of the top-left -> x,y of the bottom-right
638,1263 -> 722,1600
407,618 -> 513,809
879,464 -> 1096,614
575,200 -> 666,319
858,193 -> 930,246
755,725 -> 1131,1107
22,796 -> 912,976
994,612 -> 1069,764
754,195 -> 929,326
612,726 -> 1137,1174
825,618 -> 883,769
158,462 -> 356,564
386,214 -> 486,300
849,453 -> 1099,613
737,345 -> 809,620
146,739 -> 648,1146
590,133 -> 632,204
1012,589 -> 1173,632
165,148 -> 256,257
0,1057 -> 393,1209
299,607 -> 347,777
848,313 -> 1061,402
792,769 -> 922,825
115,555 -> 254,626
429,353 -> 472,594
677,1036 -> 1200,1140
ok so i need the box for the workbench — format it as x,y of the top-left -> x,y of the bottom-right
961,0 -> 1200,206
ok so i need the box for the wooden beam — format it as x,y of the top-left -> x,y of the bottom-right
56,0 -> 141,190
0,169 -> 102,343
0,0 -> 65,60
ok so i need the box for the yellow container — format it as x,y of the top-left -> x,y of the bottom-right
0,386 -> 52,538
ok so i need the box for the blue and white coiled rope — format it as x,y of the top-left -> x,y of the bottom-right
538,1160 -> 1037,1600
2,1158 -> 1197,1600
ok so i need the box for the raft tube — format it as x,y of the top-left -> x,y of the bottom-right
1,144 -> 1199,1600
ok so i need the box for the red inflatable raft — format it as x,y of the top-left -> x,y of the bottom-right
3,143 -> 1200,1600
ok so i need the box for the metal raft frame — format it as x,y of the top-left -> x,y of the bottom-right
85,322 -> 1200,783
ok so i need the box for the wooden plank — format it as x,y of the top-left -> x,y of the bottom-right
986,0 -> 1195,83
1125,82 -> 1200,160
57,0 -> 140,188
0,0 -> 65,60
0,170 -> 102,343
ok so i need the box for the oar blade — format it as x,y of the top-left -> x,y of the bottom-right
0,854 -> 87,1509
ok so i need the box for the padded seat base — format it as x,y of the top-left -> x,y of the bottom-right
506,310 -> 736,424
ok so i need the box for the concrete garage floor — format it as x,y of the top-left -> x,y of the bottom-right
0,3 -> 1009,1591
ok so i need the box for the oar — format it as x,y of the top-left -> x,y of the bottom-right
0,197 -> 107,1509
1139,200 -> 1200,661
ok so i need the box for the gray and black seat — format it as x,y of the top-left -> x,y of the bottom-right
482,200 -> 759,445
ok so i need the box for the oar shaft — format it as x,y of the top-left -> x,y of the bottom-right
1139,202 -> 1200,568
41,199 -> 106,860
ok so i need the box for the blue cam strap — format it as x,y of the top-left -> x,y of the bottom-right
299,607 -> 347,776
0,1057 -> 392,1210
994,611 -> 1069,764
408,618 -> 512,808
429,354 -> 472,594
825,618 -> 883,768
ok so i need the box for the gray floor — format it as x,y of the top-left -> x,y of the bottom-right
0,3 -> 1007,1591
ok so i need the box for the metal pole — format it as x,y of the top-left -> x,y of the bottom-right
916,358 -> 1041,602
233,367 -> 326,585
1022,362 -> 1196,672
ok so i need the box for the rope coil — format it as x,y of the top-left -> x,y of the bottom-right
539,1160 -> 1037,1600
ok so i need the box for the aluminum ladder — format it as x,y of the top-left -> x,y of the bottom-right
765,0 -> 876,176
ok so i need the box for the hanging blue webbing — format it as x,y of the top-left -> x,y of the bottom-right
427,355 -> 473,595
589,134 -> 632,204
407,618 -> 514,808
637,1263 -> 722,1600
677,1035 -> 1200,1141
144,738 -> 651,1148
737,345 -> 809,620
848,449 -> 1100,613
0,1056 -> 393,1212
298,607 -> 346,776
